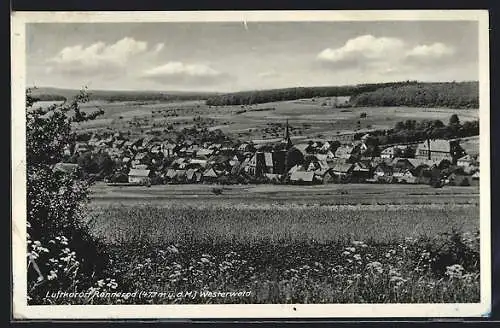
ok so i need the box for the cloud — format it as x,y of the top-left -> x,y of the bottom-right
153,43 -> 165,54
406,42 -> 455,61
258,70 -> 279,79
318,35 -> 405,65
317,35 -> 456,72
141,61 -> 230,86
48,37 -> 163,76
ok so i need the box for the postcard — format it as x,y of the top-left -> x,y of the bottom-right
11,10 -> 491,319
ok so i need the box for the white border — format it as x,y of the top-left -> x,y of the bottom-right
11,10 -> 491,319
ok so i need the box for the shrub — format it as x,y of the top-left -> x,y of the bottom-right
26,88 -> 113,304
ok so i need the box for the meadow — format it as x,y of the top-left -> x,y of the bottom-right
86,203 -> 478,245
78,200 -> 480,304
89,183 -> 480,207
69,98 -> 479,141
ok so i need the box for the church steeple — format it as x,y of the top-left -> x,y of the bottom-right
284,119 -> 293,149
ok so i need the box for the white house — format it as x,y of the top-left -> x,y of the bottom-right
128,168 -> 151,184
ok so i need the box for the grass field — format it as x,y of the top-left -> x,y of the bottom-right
62,98 -> 478,141
86,203 -> 478,245
89,182 -> 480,206
77,182 -> 481,304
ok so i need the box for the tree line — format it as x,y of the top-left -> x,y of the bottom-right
205,81 -> 421,106
28,88 -> 217,103
354,114 -> 479,146
205,81 -> 478,108
349,82 -> 478,109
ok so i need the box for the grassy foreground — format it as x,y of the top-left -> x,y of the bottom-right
74,204 -> 481,304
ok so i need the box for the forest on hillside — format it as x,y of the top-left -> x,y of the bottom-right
349,82 -> 479,109
205,82 -> 419,106
205,81 -> 479,109
29,88 -> 217,103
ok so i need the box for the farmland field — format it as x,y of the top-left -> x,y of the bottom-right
79,183 -> 481,304
67,98 -> 479,141
89,182 -> 479,206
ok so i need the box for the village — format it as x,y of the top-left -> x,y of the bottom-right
53,119 -> 480,189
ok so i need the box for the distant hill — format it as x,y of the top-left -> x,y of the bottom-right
205,81 -> 479,109
349,82 -> 479,109
27,87 -> 219,102
28,81 -> 480,109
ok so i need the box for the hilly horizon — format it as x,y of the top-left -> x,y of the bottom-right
28,80 -> 479,103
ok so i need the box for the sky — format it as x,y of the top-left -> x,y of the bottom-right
26,21 -> 479,92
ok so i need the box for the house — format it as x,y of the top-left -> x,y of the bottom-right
293,143 -> 309,157
188,159 -> 208,169
239,156 -> 251,173
287,164 -> 303,176
128,168 -> 151,185
176,147 -> 187,157
407,158 -> 440,169
247,153 -> 259,176
319,170 -> 334,184
264,152 -> 274,173
133,164 -> 148,170
392,158 -> 415,170
133,152 -> 149,164
289,171 -> 315,185
195,172 -> 203,183
314,154 -> 329,162
392,167 -> 409,179
380,147 -> 396,159
185,145 -> 200,156
372,156 -> 392,167
320,142 -> 331,152
210,143 -> 222,150
174,170 -> 187,183
373,163 -> 394,183
210,154 -> 232,171
238,143 -> 253,152
352,162 -> 371,182
130,138 -> 144,149
248,152 -> 275,176
471,171 -> 480,186
307,161 -> 319,172
196,148 -> 214,158
165,169 -> 177,182
305,154 -> 329,172
74,142 -> 89,154
373,163 -> 392,178
394,169 -> 417,184
231,162 -> 243,176
416,139 -> 451,161
229,155 -> 240,166
53,162 -> 80,175
335,145 -> 354,159
162,143 -> 177,157
203,167 -> 218,183
123,140 -> 134,148
172,158 -> 187,169
324,150 -> 336,160
142,136 -> 158,148
113,139 -> 126,149
265,173 -> 281,183
330,163 -> 354,183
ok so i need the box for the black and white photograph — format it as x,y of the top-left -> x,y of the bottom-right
11,10 -> 491,319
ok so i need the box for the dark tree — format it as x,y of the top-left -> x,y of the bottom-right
285,147 -> 305,173
449,114 -> 460,126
